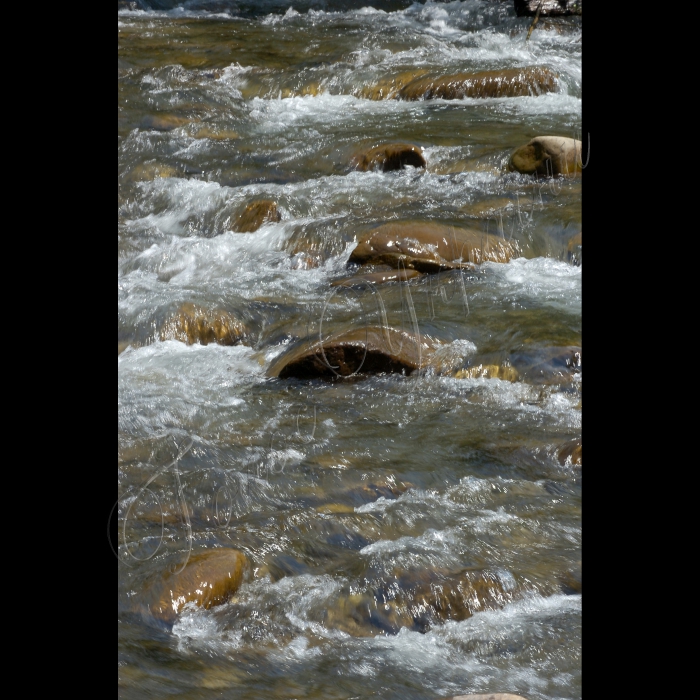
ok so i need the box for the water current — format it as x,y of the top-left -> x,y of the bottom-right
117,2 -> 582,698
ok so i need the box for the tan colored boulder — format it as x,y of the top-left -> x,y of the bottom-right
397,67 -> 558,101
193,126 -> 239,140
348,221 -> 516,273
267,326 -> 439,380
352,143 -> 426,172
129,162 -> 181,181
330,268 -> 423,287
509,136 -> 583,177
231,200 -> 281,233
454,364 -> 519,382
159,303 -> 247,346
359,69 -> 432,100
148,549 -> 248,623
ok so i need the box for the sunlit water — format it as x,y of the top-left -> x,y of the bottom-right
118,2 -> 582,698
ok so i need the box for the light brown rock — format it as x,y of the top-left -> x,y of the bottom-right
149,549 -> 248,623
159,303 -> 247,346
330,268 -> 423,287
267,326 -> 439,380
509,136 -> 583,177
232,200 -> 281,233
141,114 -> 191,131
352,143 -> 426,172
348,221 -> 517,273
359,69 -> 432,100
454,364 -> 519,382
398,67 -> 558,100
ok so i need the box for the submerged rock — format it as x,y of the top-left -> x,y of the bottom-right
330,268 -> 424,287
348,221 -> 516,273
557,439 -> 582,466
231,200 -> 281,233
140,114 -> 191,131
159,303 -> 248,346
352,143 -> 426,172
148,549 -> 248,623
509,136 -> 583,177
454,364 -> 520,382
325,568 -> 516,636
267,326 -> 438,380
397,67 -> 558,101
567,231 -> 582,265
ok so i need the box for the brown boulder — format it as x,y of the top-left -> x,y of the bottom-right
352,143 -> 426,172
557,439 -> 581,466
397,67 -> 558,101
267,326 -> 438,380
159,303 -> 247,346
454,364 -> 519,382
140,114 -> 191,131
330,268 -> 424,287
232,200 -> 281,233
359,69 -> 432,100
509,136 -> 583,177
148,549 -> 248,623
348,221 -> 517,273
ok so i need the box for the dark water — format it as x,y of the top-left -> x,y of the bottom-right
118,2 -> 582,698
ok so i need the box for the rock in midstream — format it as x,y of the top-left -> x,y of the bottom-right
159,302 -> 248,346
557,439 -> 582,466
231,200 -> 281,233
330,267 -> 424,287
351,143 -> 426,172
348,221 -> 517,273
444,695 -> 530,700
324,568 -> 517,637
397,67 -> 558,101
145,549 -> 249,624
508,136 -> 583,177
267,326 -> 444,380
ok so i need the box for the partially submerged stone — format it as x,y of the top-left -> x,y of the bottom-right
567,231 -> 582,265
140,114 -> 191,131
330,268 -> 424,287
231,200 -> 281,233
359,69 -> 431,100
352,143 -> 426,172
454,364 -> 520,382
509,136 -> 583,177
159,303 -> 247,346
267,326 -> 438,380
129,162 -> 181,181
148,549 -> 248,623
348,221 -> 516,273
445,695 -> 530,700
557,439 -> 582,466
397,67 -> 558,101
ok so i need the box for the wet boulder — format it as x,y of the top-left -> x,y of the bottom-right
557,439 -> 582,466
330,268 -> 424,287
159,302 -> 248,346
352,143 -> 426,172
267,326 -> 439,380
231,200 -> 281,233
567,231 -> 582,265
445,695 -> 530,700
348,221 -> 516,273
359,69 -> 432,100
147,549 -> 248,623
454,363 -> 520,382
140,114 -> 191,131
509,136 -> 583,177
397,67 -> 558,101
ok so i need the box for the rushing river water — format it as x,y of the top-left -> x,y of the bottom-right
117,2 -> 582,698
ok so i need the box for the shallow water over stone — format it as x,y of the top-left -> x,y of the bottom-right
118,2 -> 582,698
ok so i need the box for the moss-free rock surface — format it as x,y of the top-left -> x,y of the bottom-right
348,221 -> 516,273
160,303 -> 247,346
352,143 -> 426,172
398,67 -> 557,101
330,268 -> 423,287
149,549 -> 248,623
267,326 -> 439,380
509,136 -> 583,177
232,200 -> 281,233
